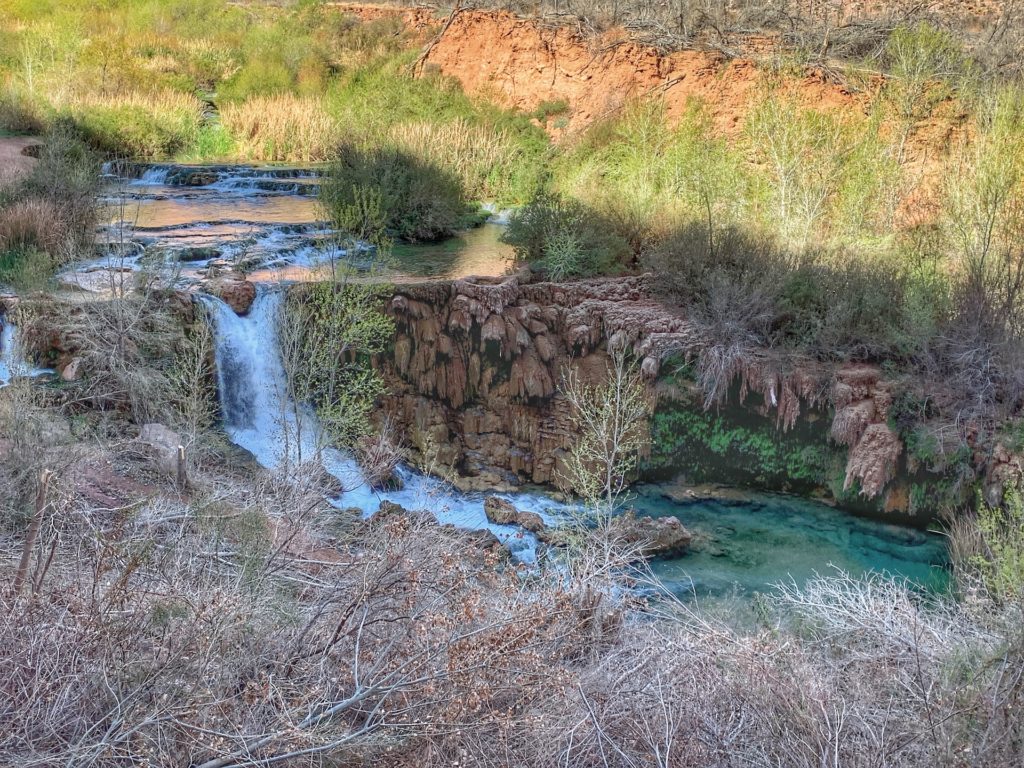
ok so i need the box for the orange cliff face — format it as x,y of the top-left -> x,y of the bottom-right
421,9 -> 860,137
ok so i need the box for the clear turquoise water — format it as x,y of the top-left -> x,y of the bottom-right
632,485 -> 950,598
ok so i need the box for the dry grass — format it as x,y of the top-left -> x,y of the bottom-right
220,94 -> 337,163
0,198 -> 61,254
1,354 -> 1022,767
387,118 -> 523,200
64,88 -> 203,116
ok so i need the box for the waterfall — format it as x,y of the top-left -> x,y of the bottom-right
135,165 -> 173,185
0,317 -> 48,386
201,287 -> 559,562
0,319 -> 21,386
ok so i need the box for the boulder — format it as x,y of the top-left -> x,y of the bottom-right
178,246 -> 221,263
206,279 -> 256,315
610,511 -> 692,558
459,527 -> 509,557
60,356 -> 83,382
483,496 -> 546,532
483,496 -> 518,525
376,500 -> 412,519
137,423 -> 183,477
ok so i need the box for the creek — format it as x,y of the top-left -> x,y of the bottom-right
95,163 -> 950,596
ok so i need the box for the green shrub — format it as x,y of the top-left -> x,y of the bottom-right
0,246 -> 54,291
322,144 -> 475,243
502,193 -> 630,278
0,90 -> 46,134
21,120 -> 101,253
970,489 -> 1024,601
68,92 -> 203,158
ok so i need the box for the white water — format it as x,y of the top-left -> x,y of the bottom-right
0,320 -> 20,385
202,288 -> 562,562
0,317 -> 50,386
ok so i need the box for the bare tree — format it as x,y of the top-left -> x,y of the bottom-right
560,346 -> 651,517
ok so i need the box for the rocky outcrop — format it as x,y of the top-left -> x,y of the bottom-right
204,278 -> 256,315
372,500 -> 508,557
481,495 -> 692,558
136,423 -> 183,478
484,496 -> 545,532
377,273 -> 914,508
609,512 -> 692,558
422,10 -> 857,137
379,274 -> 693,493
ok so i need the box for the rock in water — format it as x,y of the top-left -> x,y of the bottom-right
610,511 -> 692,558
204,279 -> 256,315
483,496 -> 518,525
484,496 -> 545,532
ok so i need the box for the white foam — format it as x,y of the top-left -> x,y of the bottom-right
0,318 -> 51,386
202,288 -> 567,562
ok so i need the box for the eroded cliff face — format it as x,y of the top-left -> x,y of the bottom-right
421,10 -> 856,138
377,273 -> 914,512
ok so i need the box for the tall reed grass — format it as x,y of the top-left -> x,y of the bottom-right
385,119 -> 527,203
220,94 -> 337,163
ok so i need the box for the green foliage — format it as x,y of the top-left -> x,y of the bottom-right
0,0 -> 550,178
0,120 -> 100,288
328,56 -> 549,205
881,22 -> 971,160
502,193 -> 630,278
533,99 -> 570,122
554,98 -> 747,253
283,267 -> 395,449
70,99 -> 201,159
971,489 -> 1024,601
646,401 -> 843,492
0,247 -> 53,291
322,144 -> 476,243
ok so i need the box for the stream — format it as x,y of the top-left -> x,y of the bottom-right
71,163 -> 951,596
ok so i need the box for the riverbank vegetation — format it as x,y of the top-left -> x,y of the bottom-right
1,359 -> 1023,764
2,3 -> 1023,452
0,121 -> 100,290
0,0 -> 548,201
4,5 -> 1024,764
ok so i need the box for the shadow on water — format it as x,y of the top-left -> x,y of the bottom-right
389,222 -> 514,279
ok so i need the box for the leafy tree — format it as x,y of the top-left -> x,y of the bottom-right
502,192 -> 630,278
281,246 -> 394,452
560,349 -> 650,515
321,144 -> 474,243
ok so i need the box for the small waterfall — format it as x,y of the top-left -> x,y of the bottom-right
201,288 -> 556,561
0,319 -> 21,385
132,165 -> 173,185
201,288 -> 319,468
0,317 -> 49,386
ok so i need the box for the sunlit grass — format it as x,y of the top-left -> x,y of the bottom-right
220,94 -> 337,163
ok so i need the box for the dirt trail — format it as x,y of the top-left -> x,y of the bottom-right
0,136 -> 41,185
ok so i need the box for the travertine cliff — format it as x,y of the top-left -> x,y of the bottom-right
377,273 -> 909,507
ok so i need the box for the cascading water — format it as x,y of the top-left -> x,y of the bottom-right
201,287 -> 555,562
79,162 -> 513,293
0,317 -> 49,386
199,286 -> 951,583
99,159 -> 946,593
0,319 -> 20,385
